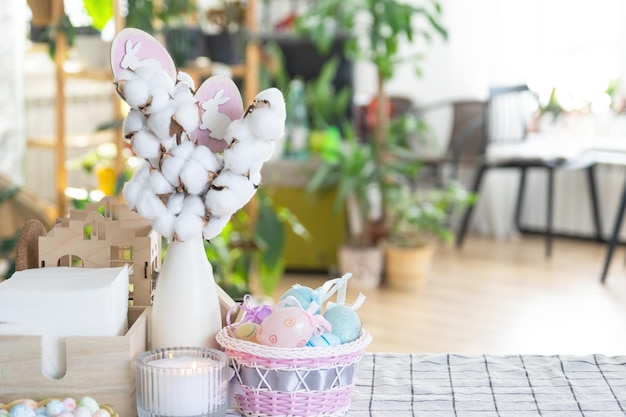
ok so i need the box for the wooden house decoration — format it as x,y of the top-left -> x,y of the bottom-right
38,197 -> 160,306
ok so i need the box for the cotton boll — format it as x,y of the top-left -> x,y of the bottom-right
256,87 -> 286,120
246,107 -> 285,141
205,171 -> 256,217
171,140 -> 195,160
249,169 -> 262,187
132,130 -> 161,159
180,159 -> 210,195
161,137 -> 175,152
223,118 -> 252,146
123,109 -> 146,138
167,192 -> 186,216
173,83 -> 196,104
174,103 -> 200,133
135,189 -> 167,221
203,215 -> 230,240
153,211 -> 176,240
191,145 -> 222,173
149,170 -> 174,195
160,155 -> 185,187
146,107 -> 176,141
148,69 -> 176,95
174,211 -> 204,241
121,78 -> 150,109
223,139 -> 274,175
123,158 -> 150,209
144,87 -> 171,114
246,87 -> 286,140
182,195 -> 206,217
133,64 -> 159,80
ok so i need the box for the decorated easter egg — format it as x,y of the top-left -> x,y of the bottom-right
306,333 -> 341,347
45,400 -> 64,417
233,322 -> 259,342
77,397 -> 99,414
92,410 -> 111,417
323,305 -> 361,344
280,285 -> 321,313
71,407 -> 91,417
61,398 -> 75,413
9,404 -> 34,417
256,307 -> 314,348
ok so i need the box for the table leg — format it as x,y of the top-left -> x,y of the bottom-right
600,175 -> 626,283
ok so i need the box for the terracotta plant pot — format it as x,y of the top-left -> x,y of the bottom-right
338,244 -> 383,289
384,243 -> 435,289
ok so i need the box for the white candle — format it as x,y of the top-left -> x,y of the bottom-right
144,355 -> 226,417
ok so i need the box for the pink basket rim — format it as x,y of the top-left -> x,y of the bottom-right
216,328 -> 371,360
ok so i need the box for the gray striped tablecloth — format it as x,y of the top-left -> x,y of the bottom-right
228,352 -> 626,416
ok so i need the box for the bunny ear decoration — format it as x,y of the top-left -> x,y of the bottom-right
192,75 -> 244,153
110,28 -> 176,82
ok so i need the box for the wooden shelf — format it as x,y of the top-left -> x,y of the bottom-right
27,130 -> 117,149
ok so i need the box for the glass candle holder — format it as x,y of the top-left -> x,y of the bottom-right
136,347 -> 228,417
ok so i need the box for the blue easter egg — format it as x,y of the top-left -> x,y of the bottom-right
323,305 -> 361,344
280,285 -> 321,313
306,333 -> 342,347
10,404 -> 35,417
45,400 -> 64,417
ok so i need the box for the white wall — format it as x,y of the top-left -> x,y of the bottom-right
356,0 -> 625,107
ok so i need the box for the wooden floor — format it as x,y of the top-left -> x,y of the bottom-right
276,235 -> 626,355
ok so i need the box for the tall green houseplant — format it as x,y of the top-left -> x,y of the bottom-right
296,0 -> 447,151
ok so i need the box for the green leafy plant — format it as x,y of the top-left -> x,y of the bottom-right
385,181 -> 476,248
295,0 -> 447,150
305,57 -> 352,131
204,190 -> 310,299
306,121 -> 422,246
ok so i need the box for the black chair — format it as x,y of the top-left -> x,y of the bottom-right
414,100 -> 487,186
455,84 -> 603,256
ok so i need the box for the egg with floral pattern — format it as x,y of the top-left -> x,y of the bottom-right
256,307 -> 314,348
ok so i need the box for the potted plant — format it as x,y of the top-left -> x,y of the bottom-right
383,181 -> 475,289
306,122 -> 421,288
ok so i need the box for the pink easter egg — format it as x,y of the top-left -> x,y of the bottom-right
256,307 -> 314,348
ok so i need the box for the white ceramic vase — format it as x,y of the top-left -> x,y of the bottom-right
150,237 -> 222,350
